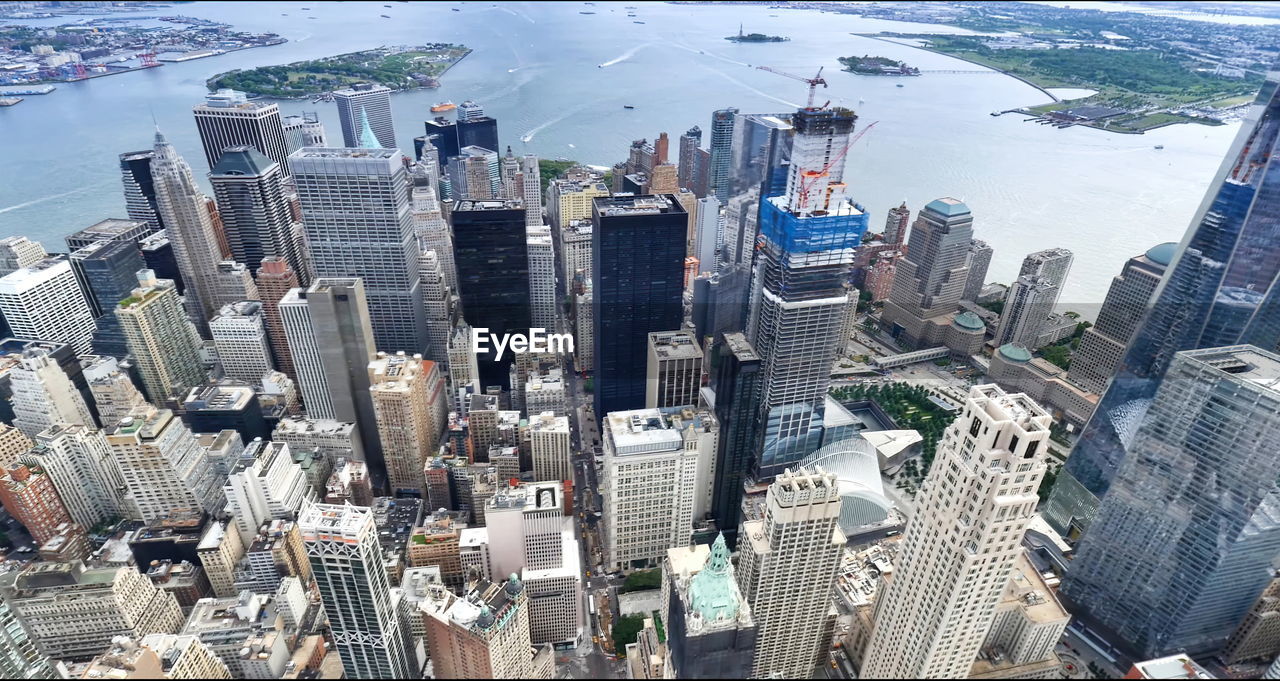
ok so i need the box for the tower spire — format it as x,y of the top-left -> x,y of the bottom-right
357,106 -> 380,149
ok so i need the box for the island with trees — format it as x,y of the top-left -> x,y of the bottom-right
207,43 -> 470,99
839,55 -> 920,76
726,26 -> 788,43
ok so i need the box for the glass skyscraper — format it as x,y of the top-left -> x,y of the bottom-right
1045,72 -> 1280,536
745,107 -> 868,478
1061,345 -> 1280,658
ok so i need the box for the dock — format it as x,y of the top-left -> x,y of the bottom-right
0,85 -> 55,96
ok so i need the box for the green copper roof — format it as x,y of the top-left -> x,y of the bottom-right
358,106 -> 381,149
999,343 -> 1033,362
688,533 -> 739,622
1145,242 -> 1177,267
953,311 -> 985,331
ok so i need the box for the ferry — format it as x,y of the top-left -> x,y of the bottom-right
896,83 -> 904,87
381,15 -> 390,18
623,104 -> 635,109
1154,145 -> 1164,150
430,101 -> 457,113
633,20 -> 645,24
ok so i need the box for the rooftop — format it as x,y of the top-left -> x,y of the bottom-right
290,146 -> 398,160
649,330 -> 703,360
1182,345 -> 1280,390
1144,242 -> 1177,267
924,196 -> 970,218
605,408 -> 683,455
594,194 -> 684,217
210,145 -> 277,177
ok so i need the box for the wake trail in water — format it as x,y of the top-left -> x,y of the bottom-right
0,185 -> 96,215
599,42 -> 653,68
491,6 -> 535,23
521,104 -> 591,143
701,65 -> 801,109
671,42 -> 751,68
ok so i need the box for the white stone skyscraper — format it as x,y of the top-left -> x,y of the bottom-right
223,441 -> 314,545
291,147 -> 425,352
209,301 -> 274,384
527,225 -> 556,330
150,130 -> 231,332
106,406 -> 225,523
24,424 -> 129,528
8,348 -> 96,439
994,274 -> 1058,349
529,411 -> 571,483
0,256 -> 97,355
736,466 -> 844,678
862,385 -> 1050,679
520,155 -> 543,227
420,249 -> 452,367
300,503 -> 416,678
116,270 -> 207,405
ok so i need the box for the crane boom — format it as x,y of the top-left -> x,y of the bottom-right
796,121 -> 879,212
756,65 -> 827,108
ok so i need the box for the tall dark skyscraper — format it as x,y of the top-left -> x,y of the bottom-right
193,89 -> 292,174
450,199 -> 531,390
334,83 -> 396,149
723,112 -> 793,270
708,107 -> 738,203
210,146 -> 303,278
424,117 -> 460,167
592,195 -> 687,417
118,150 -> 164,234
457,115 -> 499,153
1061,345 -> 1280,659
710,332 -> 761,549
1045,73 -> 1280,537
69,239 -> 146,359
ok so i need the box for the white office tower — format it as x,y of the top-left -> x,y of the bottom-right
0,236 -> 47,276
193,88 -> 291,172
646,330 -> 704,410
994,274 -> 1058,349
25,424 -> 130,528
500,148 -> 521,200
411,179 -> 459,293
521,155 -> 543,226
559,220 -> 592,295
448,324 -> 481,406
527,225 -> 557,330
0,256 -> 96,355
694,196 -> 722,275
0,562 -> 184,662
861,385 -> 1050,679
277,278 -> 377,425
573,276 -> 593,373
291,147 -> 426,353
529,412 -> 572,484
211,260 -> 259,306
116,271 -> 207,405
485,481 -> 583,647
601,408 -> 700,571
735,467 -> 845,678
8,348 -> 95,439
524,369 -> 567,418
105,406 -> 225,523
420,249 -> 453,367
150,130 -> 230,332
282,112 -> 327,153
83,355 -> 148,425
333,83 -> 395,149
223,441 -> 315,545
300,503 -> 416,678
209,301 -> 274,384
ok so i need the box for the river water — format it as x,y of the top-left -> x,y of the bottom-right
0,1 -> 1245,311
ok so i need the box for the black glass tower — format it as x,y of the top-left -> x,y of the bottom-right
710,332 -> 762,549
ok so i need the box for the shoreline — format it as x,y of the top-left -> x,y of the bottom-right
211,47 -> 473,101
857,34 -> 1060,103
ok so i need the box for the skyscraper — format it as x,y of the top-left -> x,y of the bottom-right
423,116 -> 460,168
368,352 -> 446,497
282,112 -> 327,153
8,348 -> 96,439
1046,72 -> 1280,536
645,330 -> 703,409
69,239 -> 146,358
457,103 -> 499,153
209,146 -> 303,278
709,332 -> 761,549
862,385 -> 1050,678
193,89 -> 291,173
880,198 -> 987,355
300,503 -> 416,678
1068,244 -> 1174,394
1061,345 -> 1280,659
421,576 -> 553,679
209,301 -> 274,384
333,83 -> 395,150
106,405 -> 224,522
746,106 -> 868,477
1019,247 -> 1074,292
291,147 -> 425,353
662,535 -> 757,679
994,275 -> 1058,349
223,441 -> 314,545
25,425 -> 127,531
253,257 -> 301,380
0,237 -> 46,276
527,225 -> 556,330
116,270 -> 206,405
736,467 -> 844,678
0,465 -> 76,545
693,196 -> 721,275
0,257 -> 97,356
708,108 -> 737,203
119,150 -> 165,234
279,278 -> 382,481
450,199 -> 531,389
592,195 -> 687,417
529,412 -> 571,483
678,125 -> 704,194
961,238 -> 993,303
150,130 -> 231,330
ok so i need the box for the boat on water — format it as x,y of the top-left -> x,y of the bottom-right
521,134 -> 533,143
597,64 -> 604,68
451,7 -> 460,11
623,104 -> 635,109
431,101 -> 457,113
896,83 -> 904,87
1154,144 -> 1164,149
381,15 -> 390,18
580,11 -> 595,14
990,111 -> 1000,116
633,21 -> 645,24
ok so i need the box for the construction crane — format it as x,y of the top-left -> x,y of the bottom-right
796,120 -> 878,211
136,49 -> 159,68
756,65 -> 827,108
